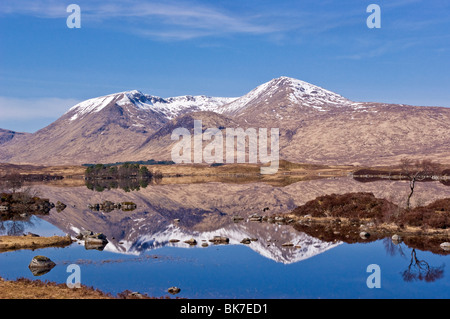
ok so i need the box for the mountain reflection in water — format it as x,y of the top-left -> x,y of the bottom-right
27,177 -> 449,263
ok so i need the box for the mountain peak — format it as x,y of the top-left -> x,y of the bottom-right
220,76 -> 355,116
66,90 -> 146,121
269,76 -> 350,102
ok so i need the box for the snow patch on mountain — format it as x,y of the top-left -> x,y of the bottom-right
217,76 -> 363,114
68,93 -> 119,121
66,76 -> 370,123
67,90 -> 237,121
150,95 -> 237,119
119,223 -> 341,264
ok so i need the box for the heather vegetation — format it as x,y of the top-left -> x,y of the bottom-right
290,192 -> 450,230
82,159 -> 175,167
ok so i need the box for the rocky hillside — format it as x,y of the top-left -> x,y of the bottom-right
0,77 -> 449,166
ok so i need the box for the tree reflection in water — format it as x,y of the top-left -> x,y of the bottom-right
383,238 -> 445,283
401,248 -> 445,283
0,217 -> 34,236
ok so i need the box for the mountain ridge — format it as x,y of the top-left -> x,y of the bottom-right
1,76 -> 449,166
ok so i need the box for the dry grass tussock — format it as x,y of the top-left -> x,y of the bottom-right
0,276 -> 177,299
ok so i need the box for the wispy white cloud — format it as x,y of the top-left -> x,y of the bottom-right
0,0 -> 283,40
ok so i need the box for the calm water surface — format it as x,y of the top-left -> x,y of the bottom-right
0,178 -> 449,299
0,217 -> 448,299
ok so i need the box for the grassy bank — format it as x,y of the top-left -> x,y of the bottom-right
0,276 -> 114,299
0,276 -> 173,299
0,234 -> 74,252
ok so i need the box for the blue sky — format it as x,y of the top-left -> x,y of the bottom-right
0,0 -> 449,132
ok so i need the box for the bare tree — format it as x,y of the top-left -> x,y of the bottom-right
400,158 -> 441,209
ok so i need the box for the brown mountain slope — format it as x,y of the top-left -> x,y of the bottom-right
0,91 -> 168,165
279,103 -> 450,165
0,128 -> 30,146
0,77 -> 449,166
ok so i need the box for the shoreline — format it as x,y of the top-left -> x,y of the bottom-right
0,276 -> 173,299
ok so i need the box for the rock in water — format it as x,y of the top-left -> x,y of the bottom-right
184,238 -> 197,245
77,230 -> 109,250
55,201 -> 67,212
168,287 -> 181,295
209,236 -> 229,244
28,255 -> 56,276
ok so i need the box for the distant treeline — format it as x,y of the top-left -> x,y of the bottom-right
82,159 -> 175,167
85,163 -> 157,179
0,173 -> 63,182
353,168 -> 450,177
84,162 -> 163,192
85,178 -> 156,193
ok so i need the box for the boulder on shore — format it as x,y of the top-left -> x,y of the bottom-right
440,242 -> 450,251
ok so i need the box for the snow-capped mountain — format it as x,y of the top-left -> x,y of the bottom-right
34,179 -> 341,264
1,76 -> 450,165
0,89 -> 235,164
64,76 -> 363,126
221,76 -> 360,116
107,223 -> 341,264
66,89 -> 237,122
